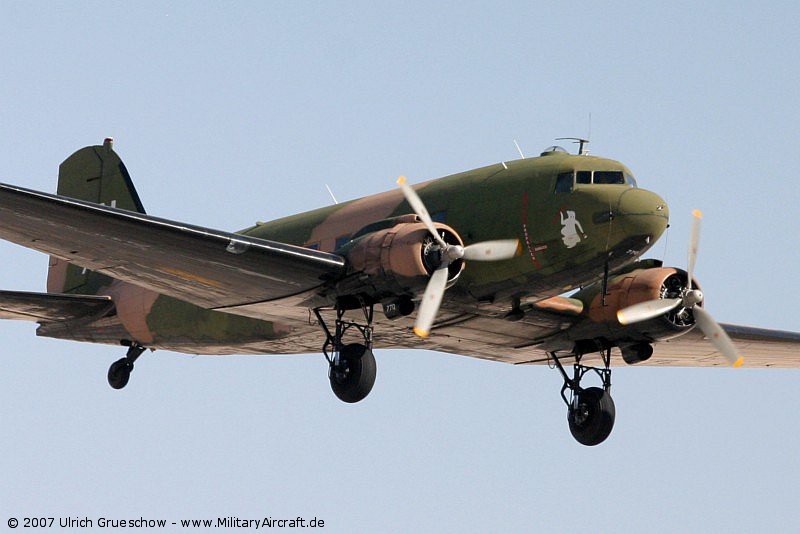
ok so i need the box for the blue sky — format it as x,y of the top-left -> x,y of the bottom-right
1,2 -> 799,532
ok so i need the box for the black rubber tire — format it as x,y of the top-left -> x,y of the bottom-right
330,344 -> 377,403
568,387 -> 615,446
108,358 -> 133,390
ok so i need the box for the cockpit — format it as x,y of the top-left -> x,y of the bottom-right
555,169 -> 638,193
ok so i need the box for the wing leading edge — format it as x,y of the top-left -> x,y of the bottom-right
0,183 -> 345,309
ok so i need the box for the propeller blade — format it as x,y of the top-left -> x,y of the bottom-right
693,306 -> 744,367
462,239 -> 521,261
617,298 -> 682,325
687,209 -> 702,290
413,263 -> 450,338
397,176 -> 448,249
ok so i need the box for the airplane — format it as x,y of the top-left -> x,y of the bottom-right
1,137 -> 798,446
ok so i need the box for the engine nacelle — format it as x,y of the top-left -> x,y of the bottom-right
342,221 -> 464,299
566,266 -> 700,351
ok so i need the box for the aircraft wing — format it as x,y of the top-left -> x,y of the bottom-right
643,323 -> 800,368
0,290 -> 113,322
0,183 -> 345,309
421,308 -> 800,368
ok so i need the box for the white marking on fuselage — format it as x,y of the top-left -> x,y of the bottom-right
560,210 -> 585,248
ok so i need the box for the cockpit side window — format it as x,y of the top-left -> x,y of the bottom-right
555,171 -> 574,193
593,171 -> 625,184
572,169 -> 636,187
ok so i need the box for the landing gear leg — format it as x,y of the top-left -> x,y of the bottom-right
107,341 -> 146,390
549,348 -> 615,446
314,304 -> 377,403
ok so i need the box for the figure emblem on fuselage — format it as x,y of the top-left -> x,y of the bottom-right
560,210 -> 585,248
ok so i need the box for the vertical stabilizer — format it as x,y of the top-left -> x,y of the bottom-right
47,138 -> 146,294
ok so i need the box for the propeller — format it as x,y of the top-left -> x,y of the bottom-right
616,210 -> 744,367
397,176 -> 520,338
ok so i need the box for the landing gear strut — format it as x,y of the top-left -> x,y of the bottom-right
549,348 -> 616,446
314,303 -> 377,403
107,341 -> 146,390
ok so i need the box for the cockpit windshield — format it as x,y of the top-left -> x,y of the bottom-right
593,171 -> 624,184
554,170 -> 637,192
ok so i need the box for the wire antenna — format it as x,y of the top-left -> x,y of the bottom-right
513,139 -> 525,159
325,184 -> 339,204
587,112 -> 592,147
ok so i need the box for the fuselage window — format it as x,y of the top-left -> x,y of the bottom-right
593,171 -> 625,184
625,173 -> 638,188
576,171 -> 592,184
555,172 -> 574,193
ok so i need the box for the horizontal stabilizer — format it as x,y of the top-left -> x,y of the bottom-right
0,290 -> 113,323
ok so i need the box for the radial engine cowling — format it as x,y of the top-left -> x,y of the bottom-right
343,221 -> 465,298
573,267 -> 700,347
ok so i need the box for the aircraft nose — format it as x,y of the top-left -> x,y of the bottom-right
616,188 -> 669,242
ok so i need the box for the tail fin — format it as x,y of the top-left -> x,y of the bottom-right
56,138 -> 145,212
47,138 -> 146,294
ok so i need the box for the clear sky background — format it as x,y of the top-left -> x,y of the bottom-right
1,2 -> 799,532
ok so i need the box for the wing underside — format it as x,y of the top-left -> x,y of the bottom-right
0,183 -> 345,309
643,324 -> 800,368
372,301 -> 800,368
460,320 -> 800,368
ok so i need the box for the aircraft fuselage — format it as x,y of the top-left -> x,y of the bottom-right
39,150 -> 669,356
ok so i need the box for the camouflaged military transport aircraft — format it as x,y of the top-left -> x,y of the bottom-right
1,139 -> 799,445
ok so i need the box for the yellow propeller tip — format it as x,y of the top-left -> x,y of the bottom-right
616,310 -> 629,325
397,175 -> 407,185
733,356 -> 744,368
692,209 -> 703,219
413,327 -> 429,338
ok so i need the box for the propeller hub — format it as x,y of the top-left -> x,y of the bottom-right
421,231 -> 463,275
683,289 -> 703,308
446,245 -> 465,261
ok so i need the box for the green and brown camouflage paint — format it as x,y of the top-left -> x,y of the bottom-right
42,143 -> 668,358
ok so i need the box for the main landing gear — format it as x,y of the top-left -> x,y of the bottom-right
314,304 -> 377,403
107,340 -> 146,390
549,349 -> 616,446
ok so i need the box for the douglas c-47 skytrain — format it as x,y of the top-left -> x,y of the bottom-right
1,138 -> 798,445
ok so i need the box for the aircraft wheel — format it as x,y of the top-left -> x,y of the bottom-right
330,343 -> 376,403
568,387 -> 615,446
108,358 -> 133,390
